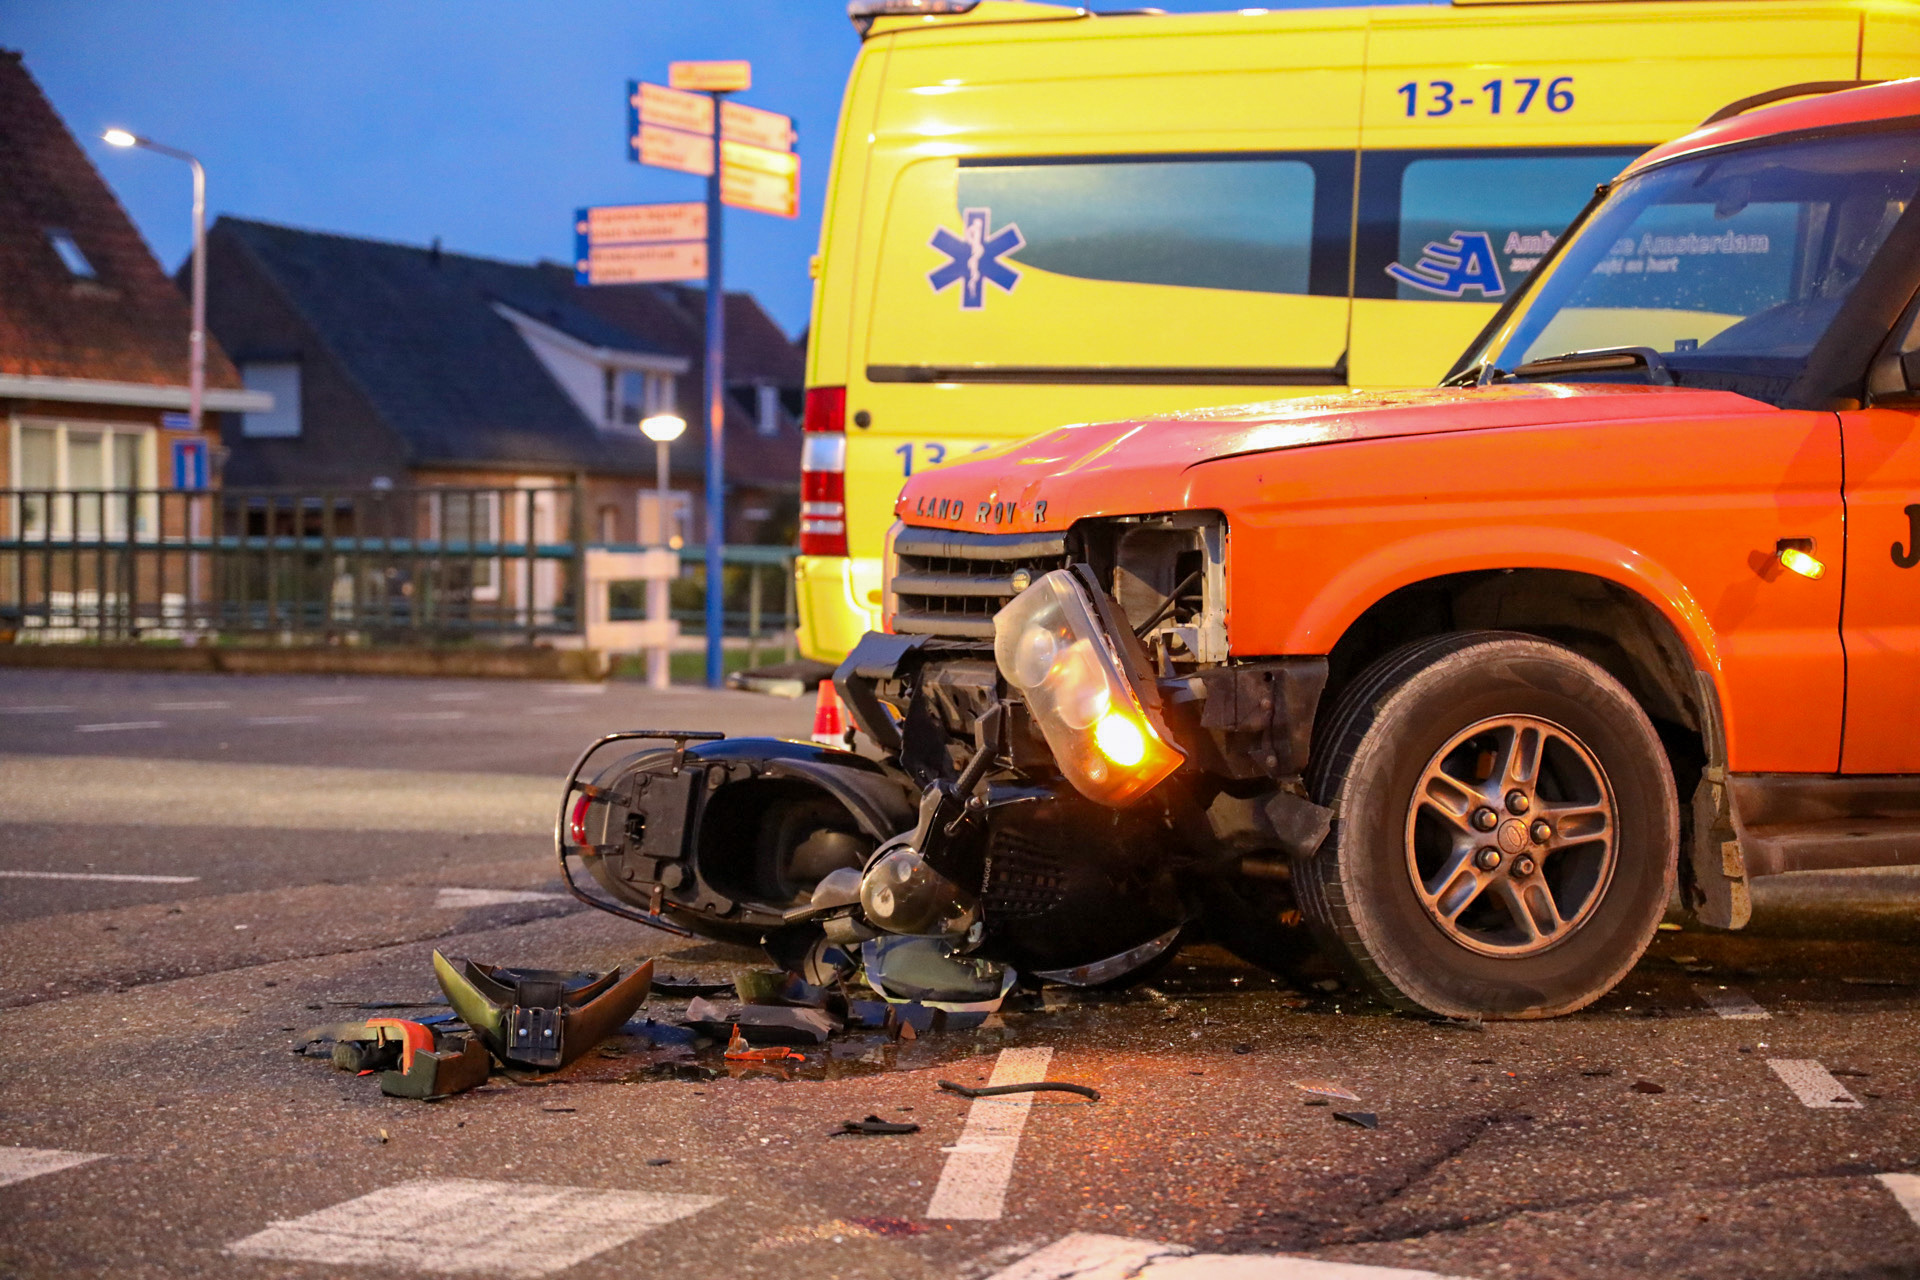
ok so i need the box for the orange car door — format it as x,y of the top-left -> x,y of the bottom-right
1840,402 -> 1920,773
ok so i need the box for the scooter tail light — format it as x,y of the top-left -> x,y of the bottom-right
993,569 -> 1183,806
800,386 -> 849,557
567,793 -> 592,847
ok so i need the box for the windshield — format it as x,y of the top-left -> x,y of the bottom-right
1470,127 -> 1919,403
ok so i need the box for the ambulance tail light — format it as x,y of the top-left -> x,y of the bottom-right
800,386 -> 848,557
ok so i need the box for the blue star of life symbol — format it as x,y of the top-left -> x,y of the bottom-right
928,207 -> 1025,310
1386,230 -> 1506,299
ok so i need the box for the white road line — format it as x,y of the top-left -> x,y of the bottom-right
248,715 -> 320,726
0,870 -> 199,884
435,888 -> 567,909
300,695 -> 367,706
0,1147 -> 105,1188
927,1046 -> 1054,1221
1694,984 -> 1770,1020
1768,1058 -> 1863,1109
521,705 -> 584,715
2,705 -> 76,714
988,1234 -> 1476,1280
394,711 -> 467,721
1878,1173 -> 1920,1227
153,700 -> 230,711
541,684 -> 607,696
75,721 -> 165,733
428,691 -> 487,702
226,1178 -> 718,1277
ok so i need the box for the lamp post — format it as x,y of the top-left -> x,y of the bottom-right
639,413 -> 686,690
104,129 -> 206,438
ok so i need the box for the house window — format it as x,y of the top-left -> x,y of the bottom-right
755,384 -> 781,437
46,229 -> 95,279
431,490 -> 501,600
615,371 -> 677,427
10,420 -> 156,539
241,362 -> 302,437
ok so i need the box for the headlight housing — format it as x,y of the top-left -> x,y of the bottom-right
993,567 -> 1184,806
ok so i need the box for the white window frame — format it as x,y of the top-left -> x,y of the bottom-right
8,416 -> 158,542
427,489 -> 502,601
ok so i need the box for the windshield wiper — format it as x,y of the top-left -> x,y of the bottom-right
1509,346 -> 1674,385
1440,361 -> 1511,388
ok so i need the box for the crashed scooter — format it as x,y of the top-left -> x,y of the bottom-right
555,564 -> 1322,1003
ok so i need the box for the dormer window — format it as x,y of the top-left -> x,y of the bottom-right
47,229 -> 95,279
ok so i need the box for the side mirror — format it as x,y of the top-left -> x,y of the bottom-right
1868,312 -> 1920,406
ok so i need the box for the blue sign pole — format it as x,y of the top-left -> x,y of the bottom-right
702,90 -> 727,688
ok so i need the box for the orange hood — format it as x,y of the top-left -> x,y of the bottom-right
894,383 -> 1767,534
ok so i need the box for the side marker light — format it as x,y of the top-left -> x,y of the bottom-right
1777,546 -> 1825,580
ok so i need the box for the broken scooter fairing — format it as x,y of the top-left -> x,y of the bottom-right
555,662 -> 1194,993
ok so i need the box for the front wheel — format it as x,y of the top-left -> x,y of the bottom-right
1296,633 -> 1677,1019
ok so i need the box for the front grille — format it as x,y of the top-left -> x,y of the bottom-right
982,826 -> 1068,919
890,527 -> 1069,637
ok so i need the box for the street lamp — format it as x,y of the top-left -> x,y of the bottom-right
640,413 -> 686,548
104,129 -> 207,438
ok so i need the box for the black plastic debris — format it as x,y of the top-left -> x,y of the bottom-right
296,1018 -> 489,1100
683,997 -> 836,1045
1582,1069 -> 1615,1078
938,1079 -> 1101,1102
837,1115 -> 921,1136
433,952 -> 654,1070
735,970 -> 830,1008
646,1157 -> 673,1166
651,975 -> 738,996
1233,1044 -> 1255,1055
1632,1080 -> 1666,1094
1333,1111 -> 1378,1129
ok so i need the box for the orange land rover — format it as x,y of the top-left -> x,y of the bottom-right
563,80 -> 1920,1021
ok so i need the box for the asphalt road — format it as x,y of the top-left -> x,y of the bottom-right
6,669 -> 1920,1279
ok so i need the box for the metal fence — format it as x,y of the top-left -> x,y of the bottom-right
0,486 -> 797,653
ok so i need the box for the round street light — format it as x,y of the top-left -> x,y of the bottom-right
102,128 -> 140,148
640,413 -> 686,443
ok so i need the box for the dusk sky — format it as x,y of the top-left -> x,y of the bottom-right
6,1 -> 1418,338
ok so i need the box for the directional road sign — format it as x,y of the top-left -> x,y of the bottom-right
720,101 -> 794,152
574,202 -> 708,284
669,60 -> 751,92
719,140 -> 799,218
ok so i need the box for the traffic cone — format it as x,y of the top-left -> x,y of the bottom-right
811,680 -> 846,747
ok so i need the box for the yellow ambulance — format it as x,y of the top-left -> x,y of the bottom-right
795,0 -> 1919,662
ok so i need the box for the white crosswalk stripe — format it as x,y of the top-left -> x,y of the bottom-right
1769,1058 -> 1863,1109
0,1147 -> 105,1188
1694,984 -> 1770,1019
226,1179 -> 719,1277
927,1046 -> 1054,1220
435,887 -> 568,909
988,1234 -> 1478,1279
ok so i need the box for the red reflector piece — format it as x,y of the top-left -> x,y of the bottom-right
567,794 -> 591,846
800,385 -> 849,556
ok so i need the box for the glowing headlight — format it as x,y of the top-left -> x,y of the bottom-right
993,568 -> 1183,806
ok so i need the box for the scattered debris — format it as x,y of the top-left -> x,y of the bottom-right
432,952 -> 653,1070
295,1018 -> 489,1100
1334,1111 -> 1378,1129
1841,977 -> 1911,988
735,970 -> 830,1008
1427,1016 -> 1485,1033
1582,1069 -> 1615,1078
685,996 -> 836,1044
650,975 -> 738,996
1233,1044 -> 1255,1055
937,1079 -> 1101,1102
646,1157 -> 673,1166
1632,1080 -> 1667,1094
1831,1068 -> 1870,1078
725,1026 -> 805,1063
1657,922 -> 1683,932
1311,979 -> 1342,992
836,1115 -> 921,1136
1291,1079 -> 1361,1103
542,1106 -> 577,1113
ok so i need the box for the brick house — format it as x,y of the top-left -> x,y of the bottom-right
0,49 -> 268,637
203,218 -> 803,550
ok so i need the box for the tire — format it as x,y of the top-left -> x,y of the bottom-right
1296,632 -> 1677,1019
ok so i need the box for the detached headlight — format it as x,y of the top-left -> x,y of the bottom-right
992,568 -> 1183,806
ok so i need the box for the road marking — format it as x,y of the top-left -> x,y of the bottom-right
542,684 -> 607,696
988,1234 -> 1475,1280
522,704 -> 585,715
75,721 -> 165,733
436,888 -> 568,909
0,870 -> 199,884
153,700 -> 230,711
1694,984 -> 1770,1020
927,1046 -> 1054,1220
428,691 -> 487,702
2,705 -> 76,714
225,1178 -> 719,1277
0,1147 -> 105,1188
300,695 -> 367,706
1878,1173 -> 1920,1227
248,715 -> 320,726
1769,1058 -> 1863,1109
394,711 -> 468,721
